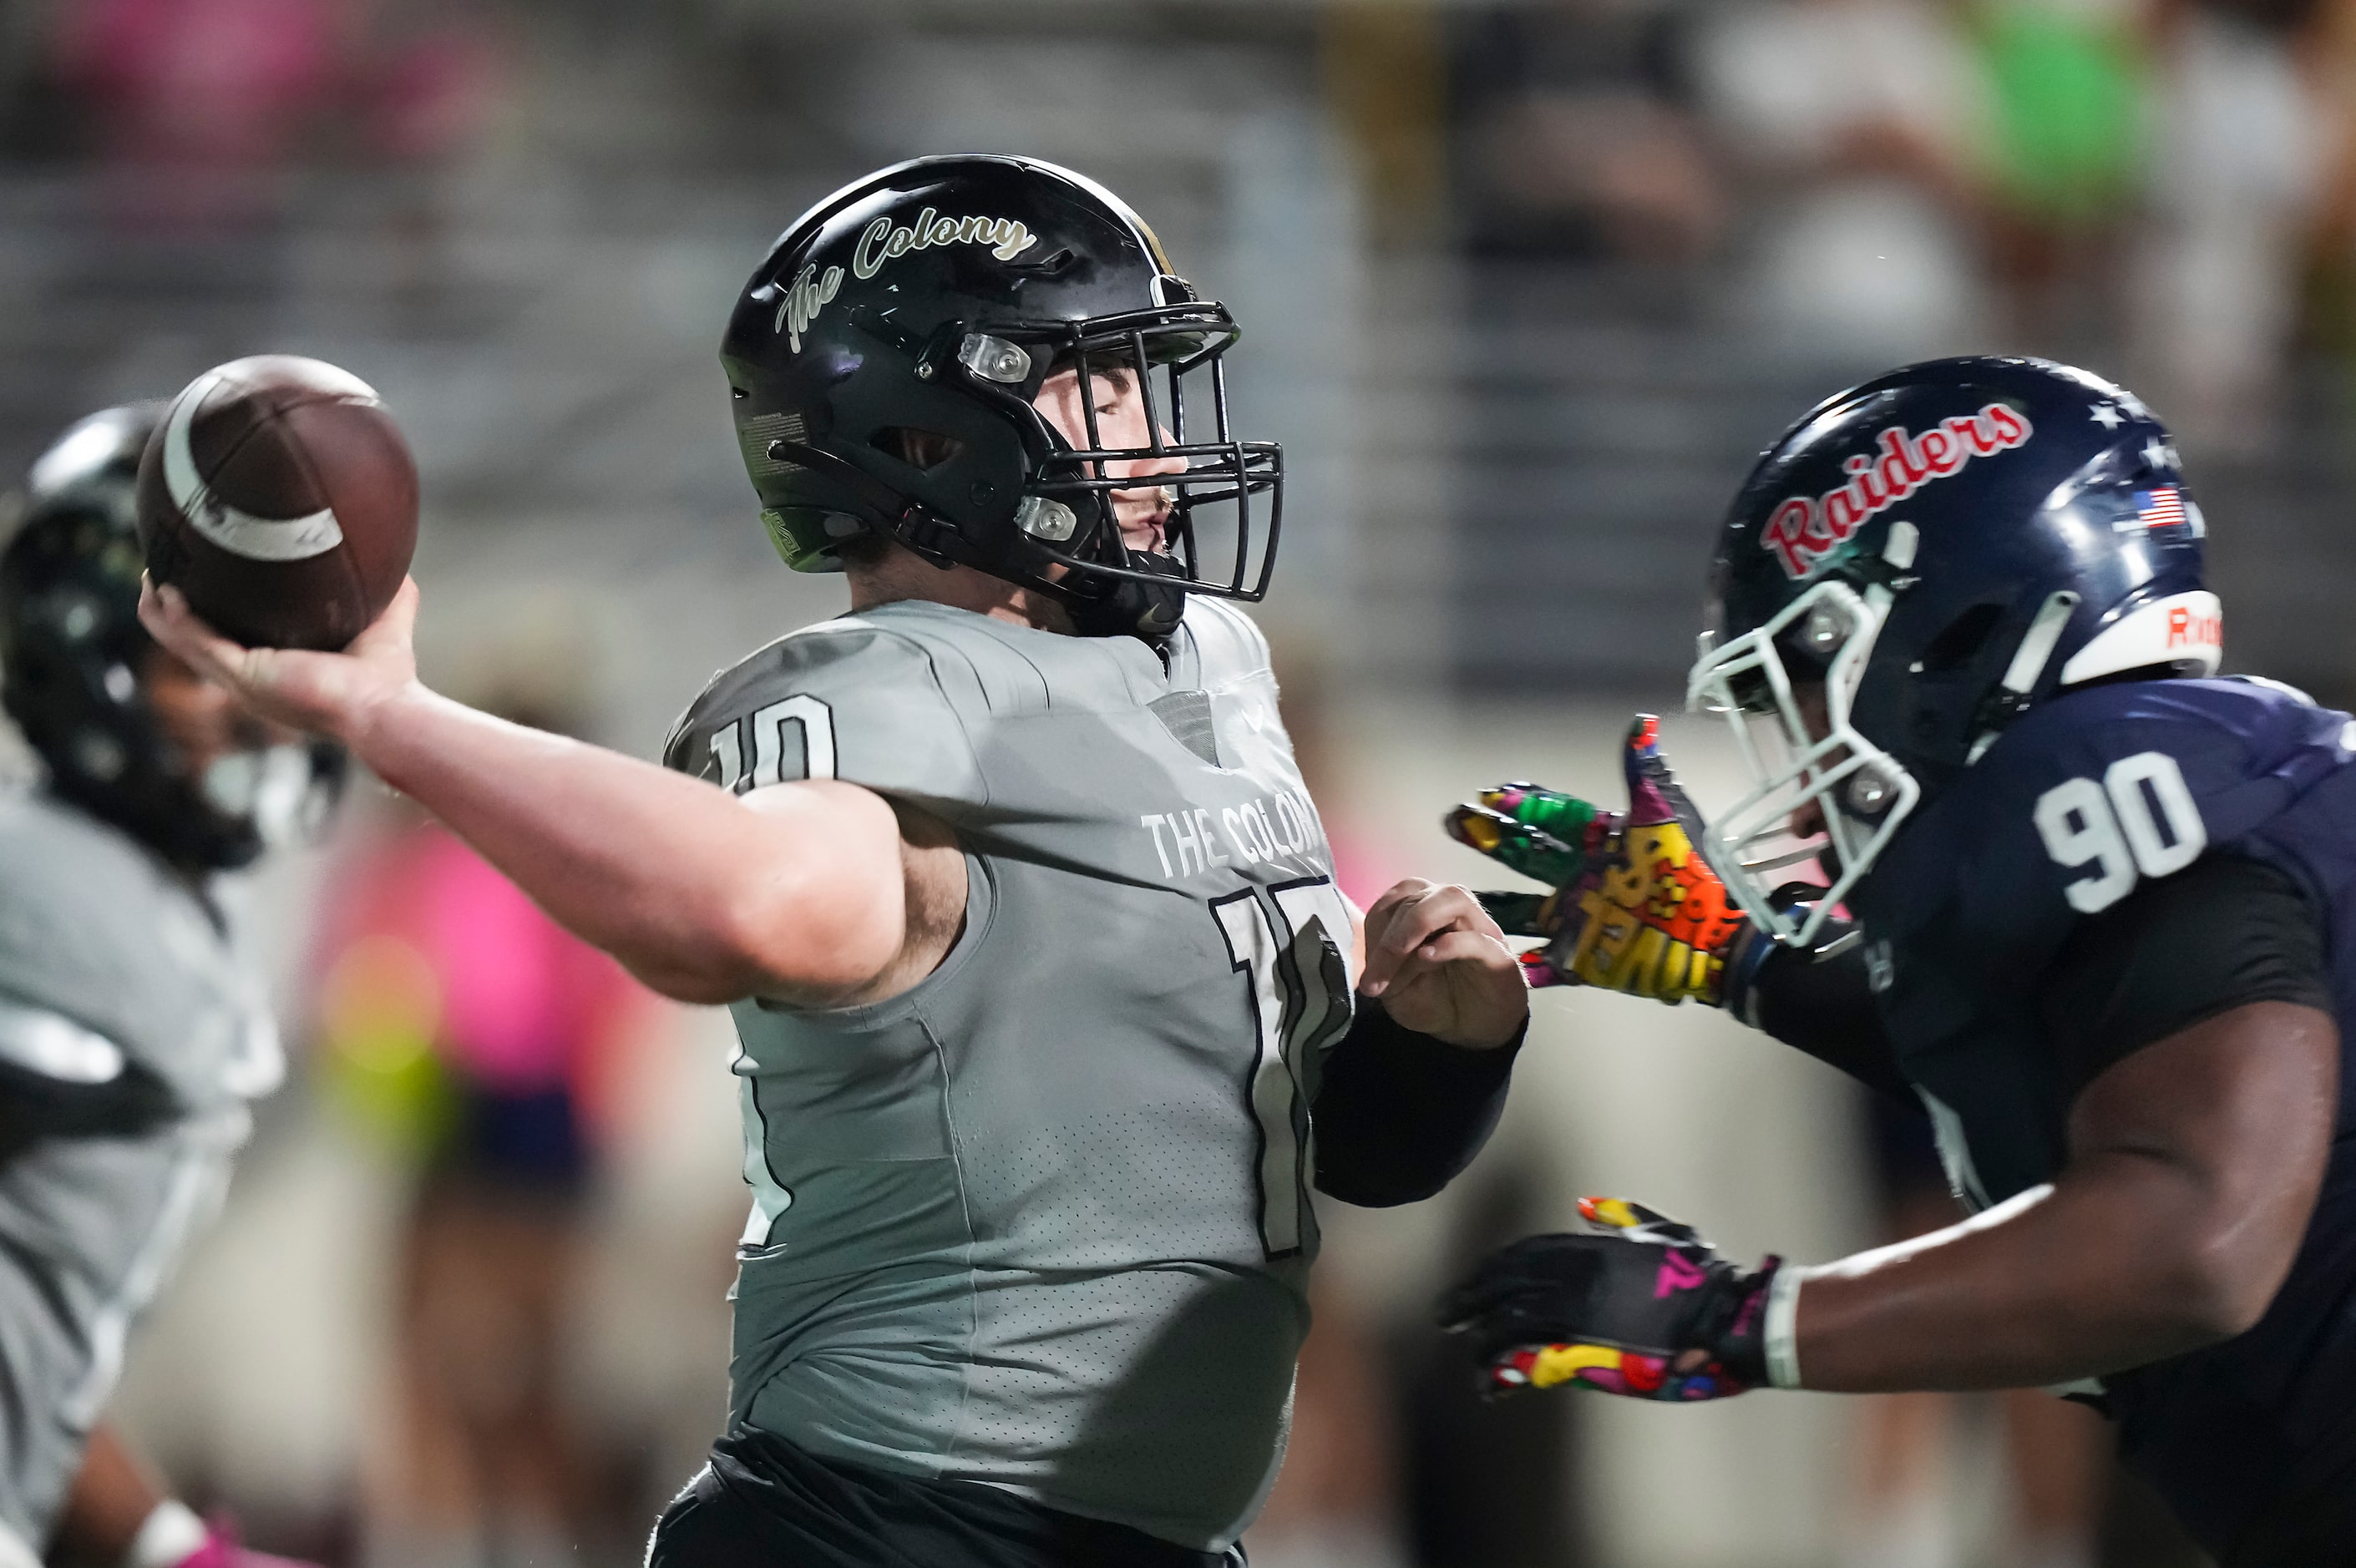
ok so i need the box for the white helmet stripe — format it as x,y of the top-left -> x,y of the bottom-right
162,373 -> 347,563
2056,589 -> 2223,685
1686,578 -> 1921,949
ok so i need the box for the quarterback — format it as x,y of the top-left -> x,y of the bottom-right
143,155 -> 1530,1565
1443,356 -> 2356,1564
0,408 -> 334,1568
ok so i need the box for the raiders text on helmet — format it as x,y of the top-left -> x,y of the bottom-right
1687,357 -> 2216,947
721,154 -> 1282,641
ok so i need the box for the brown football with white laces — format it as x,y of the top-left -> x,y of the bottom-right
136,355 -> 418,651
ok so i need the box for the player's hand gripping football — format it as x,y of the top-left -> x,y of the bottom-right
1444,715 -> 1751,1004
1439,1197 -> 1781,1402
139,575 -> 422,746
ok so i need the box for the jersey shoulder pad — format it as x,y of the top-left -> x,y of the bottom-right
1867,679 -> 2351,951
0,787 -> 149,914
0,790 -> 215,1044
1973,677 -> 2351,843
662,614 -> 988,817
1179,596 -> 1274,692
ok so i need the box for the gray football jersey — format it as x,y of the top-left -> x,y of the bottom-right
0,789 -> 280,1545
662,597 -> 1356,1550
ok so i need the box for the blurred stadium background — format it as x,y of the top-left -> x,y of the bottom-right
4,0 -> 2349,1562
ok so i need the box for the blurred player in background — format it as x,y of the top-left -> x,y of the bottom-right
141,154 -> 1533,1567
0,407 -> 337,1568
1442,357 -> 2356,1565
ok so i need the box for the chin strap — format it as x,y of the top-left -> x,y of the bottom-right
1066,548 -> 1187,642
772,438 -> 1188,643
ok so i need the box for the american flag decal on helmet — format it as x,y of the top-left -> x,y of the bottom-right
2136,487 -> 2186,530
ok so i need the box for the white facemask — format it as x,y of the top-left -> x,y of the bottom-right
1686,577 -> 1919,949
199,743 -> 332,849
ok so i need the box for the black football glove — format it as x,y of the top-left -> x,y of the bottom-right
1438,1197 -> 1784,1402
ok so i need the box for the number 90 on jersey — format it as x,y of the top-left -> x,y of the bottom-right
2034,751 -> 2207,914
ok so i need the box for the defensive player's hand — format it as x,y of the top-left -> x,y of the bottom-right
1358,879 -> 1529,1050
1439,1197 -> 1780,1402
139,575 -> 422,746
1444,714 -> 1750,1004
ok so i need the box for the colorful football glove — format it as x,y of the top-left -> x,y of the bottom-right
1444,714 -> 1752,1004
1438,1197 -> 1781,1402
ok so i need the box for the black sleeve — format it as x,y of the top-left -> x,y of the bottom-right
1745,938 -> 1913,1102
2038,852 -> 2334,1100
1310,1004 -> 1526,1208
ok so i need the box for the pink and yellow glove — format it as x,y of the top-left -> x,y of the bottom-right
1444,715 -> 1753,1004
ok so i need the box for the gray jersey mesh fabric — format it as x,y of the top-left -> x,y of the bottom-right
662,599 -> 1355,1550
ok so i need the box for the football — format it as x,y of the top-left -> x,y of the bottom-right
136,355 -> 418,651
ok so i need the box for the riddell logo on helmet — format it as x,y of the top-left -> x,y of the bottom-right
1761,403 -> 2034,579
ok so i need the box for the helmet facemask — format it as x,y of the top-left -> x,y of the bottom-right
1688,575 -> 1920,949
947,301 -> 1282,635
196,737 -> 347,855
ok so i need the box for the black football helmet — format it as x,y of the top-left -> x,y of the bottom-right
720,154 -> 1281,641
1688,357 -> 2215,946
0,406 -> 344,868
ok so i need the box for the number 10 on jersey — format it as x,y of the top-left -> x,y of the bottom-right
1213,878 -> 1355,1260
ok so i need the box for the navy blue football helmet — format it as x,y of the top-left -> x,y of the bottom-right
1689,357 -> 2215,946
721,154 -> 1280,641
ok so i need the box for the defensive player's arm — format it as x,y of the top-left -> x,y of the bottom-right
139,579 -> 906,1006
1789,856 -> 2338,1390
1315,880 -> 1533,1207
1740,938 -> 1911,1100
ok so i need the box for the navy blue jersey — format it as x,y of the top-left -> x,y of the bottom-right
1850,677 -> 2356,1552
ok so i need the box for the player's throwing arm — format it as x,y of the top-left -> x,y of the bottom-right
140,578 -> 910,1007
